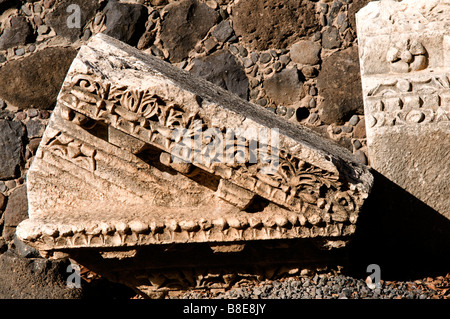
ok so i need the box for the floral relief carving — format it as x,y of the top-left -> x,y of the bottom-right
59,74 -> 362,217
39,130 -> 97,172
386,39 -> 428,73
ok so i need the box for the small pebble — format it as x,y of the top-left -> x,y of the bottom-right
211,20 -> 233,43
320,14 -> 327,27
355,150 -> 368,165
39,110 -> 50,119
349,115 -> 360,126
82,29 -> 92,41
341,125 -> 353,133
25,148 -> 32,160
332,126 -> 342,134
264,67 -> 273,75
279,55 -> 291,65
238,46 -> 248,57
243,57 -> 253,68
339,20 -> 349,33
273,61 -> 282,72
353,139 -> 362,150
27,109 -> 39,118
179,60 -> 187,69
15,112 -> 27,121
94,15 -> 103,25
302,65 -> 318,78
250,65 -> 258,77
250,52 -> 259,64
337,13 -> 347,27
255,98 -> 267,107
33,15 -> 43,26
229,45 -> 239,55
44,0 -> 55,9
34,3 -> 42,13
15,48 -> 25,56
28,138 -> 42,154
219,8 -> 228,20
205,0 -> 217,10
276,105 -> 287,116
227,35 -> 238,43
259,52 -> 272,63
285,107 -> 295,119
204,38 -> 217,53
310,31 -> 322,42
151,45 -> 164,57
5,180 -> 16,190
249,89 -> 259,100
149,10 -> 160,19
38,25 -> 50,35
21,5 -> 32,16
249,78 -> 260,88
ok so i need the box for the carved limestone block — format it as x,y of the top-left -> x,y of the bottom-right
356,0 -> 450,219
16,33 -> 373,253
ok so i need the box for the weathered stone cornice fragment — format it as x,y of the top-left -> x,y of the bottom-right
17,33 -> 373,252
357,0 -> 450,219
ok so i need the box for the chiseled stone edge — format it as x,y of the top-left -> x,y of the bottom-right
85,34 -> 372,181
66,33 -> 373,200
17,34 -> 373,250
16,213 -> 357,251
356,0 -> 450,218
16,104 -> 358,250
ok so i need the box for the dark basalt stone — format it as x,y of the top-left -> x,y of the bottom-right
160,0 -> 219,63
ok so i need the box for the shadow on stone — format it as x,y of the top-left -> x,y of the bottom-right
68,239 -> 350,298
0,250 -> 83,299
0,249 -> 136,299
347,169 -> 450,281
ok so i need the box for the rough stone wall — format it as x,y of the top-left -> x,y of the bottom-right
0,0 -> 371,295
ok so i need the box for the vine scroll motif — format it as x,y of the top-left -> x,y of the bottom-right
59,74 -> 360,216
